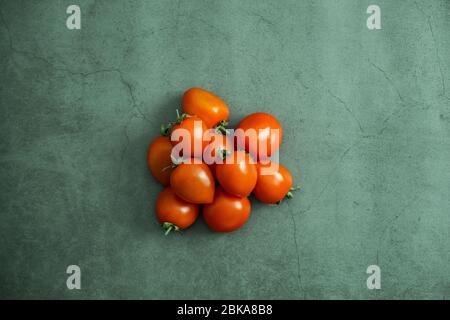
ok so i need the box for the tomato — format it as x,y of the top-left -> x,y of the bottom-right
253,162 -> 294,204
182,87 -> 230,128
203,186 -> 251,233
156,187 -> 199,235
215,150 -> 257,197
170,162 -> 215,204
235,112 -> 283,160
170,116 -> 208,159
147,136 -> 174,186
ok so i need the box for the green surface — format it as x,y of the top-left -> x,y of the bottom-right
1,0 -> 449,299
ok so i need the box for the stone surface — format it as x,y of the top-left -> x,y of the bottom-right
0,0 -> 449,299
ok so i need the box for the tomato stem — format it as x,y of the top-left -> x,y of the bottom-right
286,186 -> 301,199
160,124 -> 172,136
215,120 -> 230,135
160,109 -> 191,137
162,222 -> 180,236
277,186 -> 301,204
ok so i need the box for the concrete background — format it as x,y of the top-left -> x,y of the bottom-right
0,0 -> 449,299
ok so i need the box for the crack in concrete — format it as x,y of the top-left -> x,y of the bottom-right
377,197 -> 421,260
291,71 -> 365,134
289,137 -> 369,298
0,9 -> 151,123
113,113 -> 135,209
1,9 -> 148,213
288,206 -> 306,299
414,1 -> 448,100
300,137 -> 365,216
368,60 -> 405,104
326,88 -> 365,134
368,59 -> 408,135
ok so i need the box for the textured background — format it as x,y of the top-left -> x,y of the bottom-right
0,0 -> 449,299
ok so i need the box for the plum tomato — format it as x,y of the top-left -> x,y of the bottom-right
253,162 -> 294,204
147,136 -> 174,186
182,87 -> 230,128
170,116 -> 208,159
235,112 -> 283,160
156,187 -> 199,235
203,186 -> 251,233
170,162 -> 215,204
215,150 -> 257,197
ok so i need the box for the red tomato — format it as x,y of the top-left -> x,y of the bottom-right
182,87 -> 230,128
147,136 -> 174,186
253,162 -> 293,204
170,116 -> 208,159
156,187 -> 199,235
203,186 -> 251,233
215,150 -> 257,197
170,162 -> 215,204
235,112 -> 283,160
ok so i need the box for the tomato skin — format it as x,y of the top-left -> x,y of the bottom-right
209,163 -> 216,180
182,88 -> 230,128
215,151 -> 257,197
235,112 -> 283,160
253,162 -> 293,204
156,187 -> 199,229
170,116 -> 208,159
147,136 -> 174,186
170,162 -> 215,204
203,186 -> 251,233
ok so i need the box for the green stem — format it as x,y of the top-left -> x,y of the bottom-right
162,222 -> 180,236
278,186 -> 302,204
165,225 -> 173,236
160,123 -> 172,136
215,120 -> 229,135
160,109 -> 191,136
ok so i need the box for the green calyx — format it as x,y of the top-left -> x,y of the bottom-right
277,186 -> 302,205
286,186 -> 301,199
160,109 -> 191,136
162,222 -> 180,236
218,147 -> 231,161
215,120 -> 230,135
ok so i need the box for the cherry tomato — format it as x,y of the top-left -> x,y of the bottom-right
253,162 -> 293,204
182,87 -> 230,128
235,112 -> 283,160
147,136 -> 174,186
170,116 -> 208,159
215,150 -> 257,197
203,186 -> 251,233
170,162 -> 215,204
156,187 -> 199,235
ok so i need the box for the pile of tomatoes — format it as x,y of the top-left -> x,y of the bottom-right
147,88 -> 299,235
